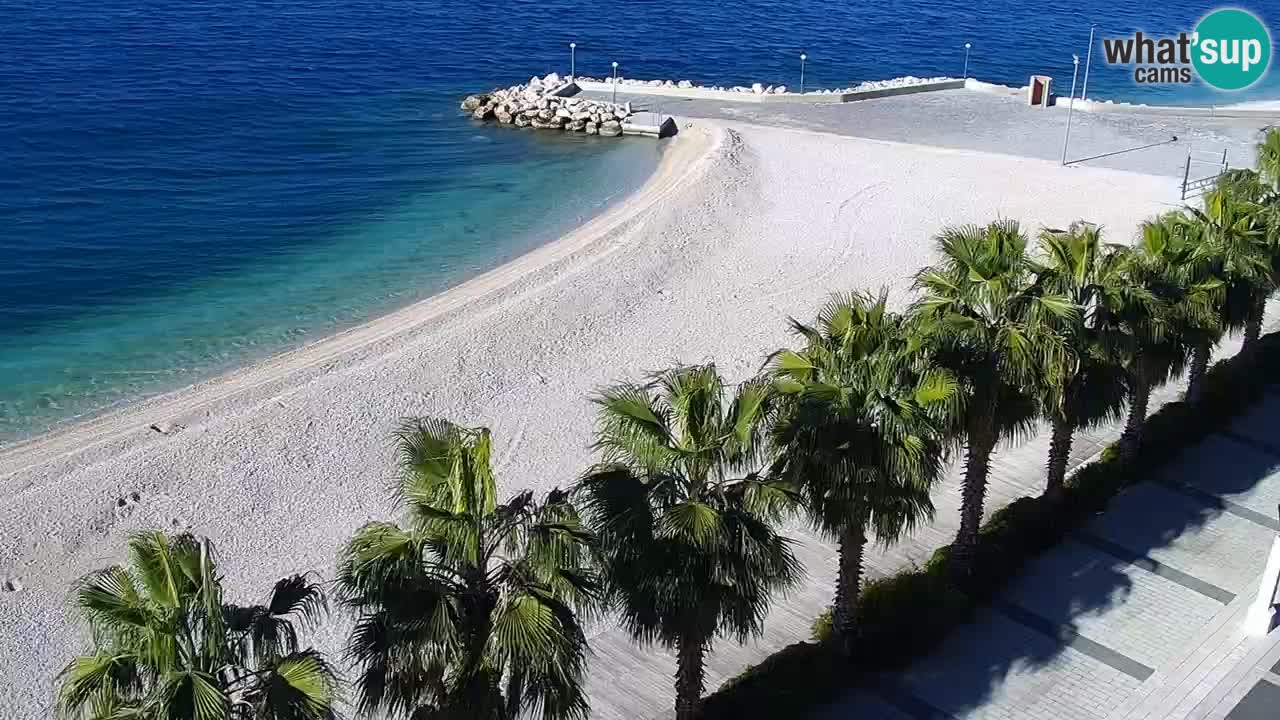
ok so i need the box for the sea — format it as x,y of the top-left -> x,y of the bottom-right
1,0 -> 1277,444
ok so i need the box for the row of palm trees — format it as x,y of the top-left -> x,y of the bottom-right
58,131 -> 1280,720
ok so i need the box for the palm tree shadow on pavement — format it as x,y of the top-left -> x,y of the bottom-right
818,392 -> 1280,719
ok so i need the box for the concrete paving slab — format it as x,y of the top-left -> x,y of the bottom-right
892,608 -> 1142,720
998,539 -> 1223,669
1086,483 -> 1273,595
1157,435 -> 1280,526
1223,679 -> 1280,720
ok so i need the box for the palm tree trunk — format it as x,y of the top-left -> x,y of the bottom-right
1044,414 -> 1074,501
1120,365 -> 1150,461
674,634 -> 706,720
1244,296 -> 1265,349
831,524 -> 867,649
952,416 -> 996,579
1185,342 -> 1211,406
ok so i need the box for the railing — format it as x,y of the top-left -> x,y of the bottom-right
1181,147 -> 1229,201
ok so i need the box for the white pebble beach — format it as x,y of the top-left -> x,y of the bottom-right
0,116 -> 1190,717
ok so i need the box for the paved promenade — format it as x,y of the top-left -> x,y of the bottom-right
586,87 -> 1268,179
815,340 -> 1280,719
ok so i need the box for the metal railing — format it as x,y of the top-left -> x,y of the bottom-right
1181,147 -> 1230,201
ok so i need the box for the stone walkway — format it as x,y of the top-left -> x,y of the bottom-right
585,88 -> 1269,179
815,353 -> 1280,720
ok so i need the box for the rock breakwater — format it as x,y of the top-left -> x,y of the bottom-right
461,73 -> 633,137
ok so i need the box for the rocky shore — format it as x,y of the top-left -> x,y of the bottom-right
461,73 -> 632,137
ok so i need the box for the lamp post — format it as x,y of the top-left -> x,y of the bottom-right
1081,24 -> 1098,101
569,42 -> 576,80
611,61 -> 619,103
1062,54 -> 1080,165
963,42 -> 972,79
800,53 -> 807,94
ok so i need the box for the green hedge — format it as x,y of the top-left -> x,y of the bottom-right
699,331 -> 1280,720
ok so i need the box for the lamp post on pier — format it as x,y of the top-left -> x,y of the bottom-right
1081,24 -> 1098,100
612,61 -> 619,103
800,53 -> 807,94
569,42 -> 576,80
1062,54 -> 1080,166
963,42 -> 972,79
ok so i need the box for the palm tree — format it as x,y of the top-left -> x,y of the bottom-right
56,531 -> 339,720
1250,129 -> 1280,343
337,419 -> 599,720
1213,166 -> 1278,348
1182,191 -> 1267,401
1117,215 -> 1219,456
1258,127 -> 1280,194
769,290 -> 956,648
911,220 -> 1075,577
574,365 -> 801,720
1034,223 -> 1132,498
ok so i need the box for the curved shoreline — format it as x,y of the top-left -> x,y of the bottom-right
0,123 -> 719,479
1,118 -> 1200,719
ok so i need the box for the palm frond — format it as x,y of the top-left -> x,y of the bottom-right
244,649 -> 340,720
55,653 -> 143,720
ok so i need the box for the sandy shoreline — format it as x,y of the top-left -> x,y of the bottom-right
0,117 -> 1187,717
0,124 -> 716,480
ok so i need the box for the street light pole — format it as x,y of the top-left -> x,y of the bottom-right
570,42 -> 576,80
963,42 -> 972,79
611,61 -> 619,103
1062,54 -> 1080,165
800,53 -> 807,94
1081,24 -> 1098,100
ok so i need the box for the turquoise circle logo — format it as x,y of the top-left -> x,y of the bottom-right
1192,8 -> 1271,90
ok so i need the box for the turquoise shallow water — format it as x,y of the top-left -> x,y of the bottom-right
1,0 -> 1276,444
0,123 -> 660,440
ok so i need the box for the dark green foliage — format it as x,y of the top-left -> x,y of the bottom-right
575,365 -> 802,720
56,532 -> 340,720
809,608 -> 833,643
845,568 -> 972,670
701,641 -> 846,720
336,419 -> 600,720
697,330 -> 1280,720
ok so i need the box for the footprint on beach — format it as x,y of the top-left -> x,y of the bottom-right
115,491 -> 143,518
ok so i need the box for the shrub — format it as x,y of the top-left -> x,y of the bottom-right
809,608 -> 833,643
700,641 -> 847,720
845,568 -> 972,671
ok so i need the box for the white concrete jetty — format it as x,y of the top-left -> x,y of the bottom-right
575,75 -> 966,104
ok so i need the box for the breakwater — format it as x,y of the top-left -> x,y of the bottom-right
461,73 -> 677,138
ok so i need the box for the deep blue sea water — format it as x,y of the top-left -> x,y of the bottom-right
1,0 -> 1277,443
